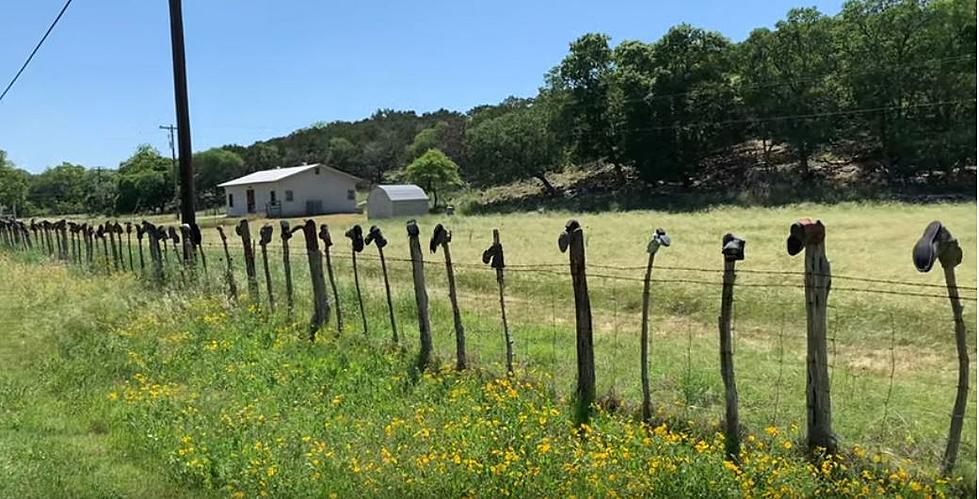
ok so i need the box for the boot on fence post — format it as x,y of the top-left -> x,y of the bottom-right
125,222 -> 134,271
235,220 -> 260,300
913,221 -> 969,476
259,224 -> 275,312
215,226 -> 238,301
97,225 -> 110,272
280,221 -> 295,318
406,220 -> 433,370
432,223 -> 466,370
559,220 -> 595,426
786,218 -> 837,455
67,222 -> 77,263
484,228 -> 513,375
54,220 -> 67,261
367,225 -> 398,344
113,223 -> 125,270
42,221 -> 54,257
719,233 -> 745,462
345,225 -> 368,335
319,225 -> 342,334
180,224 -> 196,282
300,220 -> 330,341
159,227 -> 170,267
142,221 -> 164,282
84,224 -> 94,267
135,224 -> 146,272
107,221 -> 120,270
640,228 -> 670,422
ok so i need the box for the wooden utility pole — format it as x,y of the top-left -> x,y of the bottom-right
166,0 -> 196,227
432,223 -> 466,370
407,220 -> 432,370
367,226 -> 398,344
559,220 -> 595,425
640,228 -> 670,422
912,221 -> 968,476
483,229 -> 512,374
787,218 -> 836,454
719,233 -> 744,461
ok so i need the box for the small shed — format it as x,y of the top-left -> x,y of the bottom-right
367,184 -> 429,219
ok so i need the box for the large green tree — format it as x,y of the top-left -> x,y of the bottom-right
464,104 -> 562,194
115,145 -> 174,213
403,148 -> 464,209
194,148 -> 245,207
29,162 -> 90,214
0,150 -> 30,216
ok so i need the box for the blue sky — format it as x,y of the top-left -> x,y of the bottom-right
0,0 -> 843,173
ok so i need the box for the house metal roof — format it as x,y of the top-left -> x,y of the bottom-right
373,184 -> 429,201
218,163 -> 360,188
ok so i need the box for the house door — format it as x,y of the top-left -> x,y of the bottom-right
246,189 -> 256,213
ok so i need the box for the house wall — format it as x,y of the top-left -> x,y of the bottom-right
223,167 -> 358,217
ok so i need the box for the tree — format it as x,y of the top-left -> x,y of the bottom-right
463,104 -> 562,194
29,162 -> 90,214
0,150 -> 30,216
194,148 -> 245,207
116,145 -> 174,213
403,148 -> 464,209
327,137 -> 358,170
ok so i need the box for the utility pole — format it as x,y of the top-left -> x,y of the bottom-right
159,124 -> 178,208
167,0 -> 196,225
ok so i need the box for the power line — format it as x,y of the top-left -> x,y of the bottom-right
0,0 -> 73,104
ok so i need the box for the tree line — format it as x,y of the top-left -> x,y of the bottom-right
1,0 -> 974,216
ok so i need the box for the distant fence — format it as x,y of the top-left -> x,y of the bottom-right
0,216 -> 975,475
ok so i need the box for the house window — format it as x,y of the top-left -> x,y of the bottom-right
347,189 -> 355,200
270,190 -> 277,203
285,190 -> 294,202
314,167 -> 320,175
228,193 -> 234,207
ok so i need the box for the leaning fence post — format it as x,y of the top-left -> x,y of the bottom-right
367,226 -> 398,344
97,225 -> 110,272
406,220 -> 433,370
190,223 -> 206,279
345,225 -> 368,335
280,221 -> 295,318
786,218 -> 836,454
236,220 -> 260,300
483,228 -> 512,374
559,220 -> 595,425
143,221 -> 164,282
432,223 -> 466,370
719,233 -> 745,461
640,228 -> 670,422
215,226 -> 239,301
259,224 -> 276,312
319,225 -> 342,334
113,223 -> 125,270
912,221 -> 969,475
107,221 -> 120,270
300,219 -> 330,340
135,224 -> 145,272
125,222 -> 134,271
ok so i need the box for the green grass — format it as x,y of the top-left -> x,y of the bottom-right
2,201 -> 975,496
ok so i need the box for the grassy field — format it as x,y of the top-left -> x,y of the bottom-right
3,201 -> 976,496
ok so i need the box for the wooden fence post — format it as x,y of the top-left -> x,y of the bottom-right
432,223 -> 466,370
125,222 -> 134,271
180,224 -> 196,282
640,228 -> 670,422
113,223 -> 125,270
367,225 -> 398,344
559,220 -> 595,425
912,221 -> 969,475
142,221 -> 164,282
215,226 -> 239,301
300,219 -> 330,340
259,224 -> 275,312
235,220 -> 260,300
719,233 -> 745,461
345,225 -> 368,335
319,224 -> 342,334
483,229 -> 513,374
406,220 -> 433,370
97,225 -> 110,272
786,218 -> 836,454
280,221 -> 295,318
135,224 -> 145,272
107,221 -> 120,270
190,223 -> 206,278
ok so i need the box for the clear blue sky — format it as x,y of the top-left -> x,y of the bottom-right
0,0 -> 843,173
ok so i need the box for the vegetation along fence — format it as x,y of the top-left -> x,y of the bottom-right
0,215 -> 975,475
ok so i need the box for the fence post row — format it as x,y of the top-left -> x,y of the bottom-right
431,223 -> 466,370
912,221 -> 969,476
787,218 -> 837,454
719,233 -> 745,462
559,220 -> 596,426
483,228 -> 512,375
319,224 -> 342,334
640,228 -> 670,422
259,224 -> 275,312
235,220 -> 259,300
406,220 -> 433,370
140,221 -> 164,282
299,219 -> 330,341
280,221 -> 294,318
367,225 -> 398,344
215,226 -> 239,301
345,224 -> 368,335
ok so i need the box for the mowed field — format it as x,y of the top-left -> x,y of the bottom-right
1,201 -> 975,497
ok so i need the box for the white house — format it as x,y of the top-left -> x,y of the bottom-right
218,164 -> 360,217
366,185 -> 430,219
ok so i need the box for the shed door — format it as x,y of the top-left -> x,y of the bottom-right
246,189 -> 256,213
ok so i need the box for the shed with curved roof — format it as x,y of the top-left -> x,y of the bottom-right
367,184 -> 429,219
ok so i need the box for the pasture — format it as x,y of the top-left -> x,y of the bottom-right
0,201 -> 975,496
